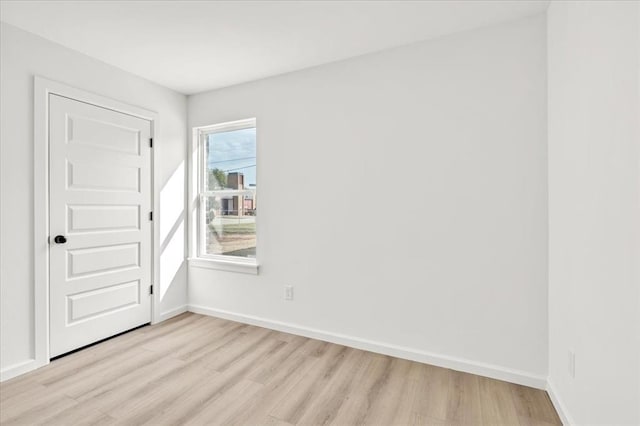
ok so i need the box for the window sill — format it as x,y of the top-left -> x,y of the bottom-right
188,257 -> 259,275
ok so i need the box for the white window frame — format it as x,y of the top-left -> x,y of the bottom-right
192,118 -> 258,274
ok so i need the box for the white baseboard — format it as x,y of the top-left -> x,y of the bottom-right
159,304 -> 188,322
547,379 -> 573,426
187,304 -> 547,389
0,359 -> 47,382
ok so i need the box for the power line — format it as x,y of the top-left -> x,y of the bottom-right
208,156 -> 256,164
221,164 -> 256,173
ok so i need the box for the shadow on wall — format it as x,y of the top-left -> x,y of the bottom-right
160,162 -> 185,301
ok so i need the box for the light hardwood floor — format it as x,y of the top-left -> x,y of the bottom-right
0,313 -> 561,426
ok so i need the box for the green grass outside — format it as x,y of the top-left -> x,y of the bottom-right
209,222 -> 256,235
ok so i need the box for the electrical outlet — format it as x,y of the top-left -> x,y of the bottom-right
284,285 -> 294,301
568,351 -> 576,378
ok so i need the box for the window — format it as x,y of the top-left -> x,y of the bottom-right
197,119 -> 256,266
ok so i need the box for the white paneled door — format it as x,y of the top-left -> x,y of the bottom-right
49,94 -> 152,358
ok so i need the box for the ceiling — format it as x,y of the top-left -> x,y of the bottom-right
0,1 -> 549,95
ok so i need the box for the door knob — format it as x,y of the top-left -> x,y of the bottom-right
54,235 -> 67,244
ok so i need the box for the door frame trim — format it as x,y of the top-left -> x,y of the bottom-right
33,76 -> 160,371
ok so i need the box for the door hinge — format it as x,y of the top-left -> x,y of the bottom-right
149,285 -> 154,295
149,138 -> 153,148
149,211 -> 153,221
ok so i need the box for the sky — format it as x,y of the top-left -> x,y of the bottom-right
207,127 -> 256,186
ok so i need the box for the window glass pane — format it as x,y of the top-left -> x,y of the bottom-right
204,127 -> 256,258
206,128 -> 256,191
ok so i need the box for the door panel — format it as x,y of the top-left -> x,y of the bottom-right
67,159 -> 141,192
67,114 -> 142,155
49,94 -> 152,357
66,243 -> 140,278
67,204 -> 140,233
67,280 -> 141,323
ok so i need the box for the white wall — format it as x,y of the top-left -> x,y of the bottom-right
547,2 -> 640,424
188,15 -> 548,385
0,22 -> 188,376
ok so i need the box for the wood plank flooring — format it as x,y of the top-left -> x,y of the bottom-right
0,313 -> 561,425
